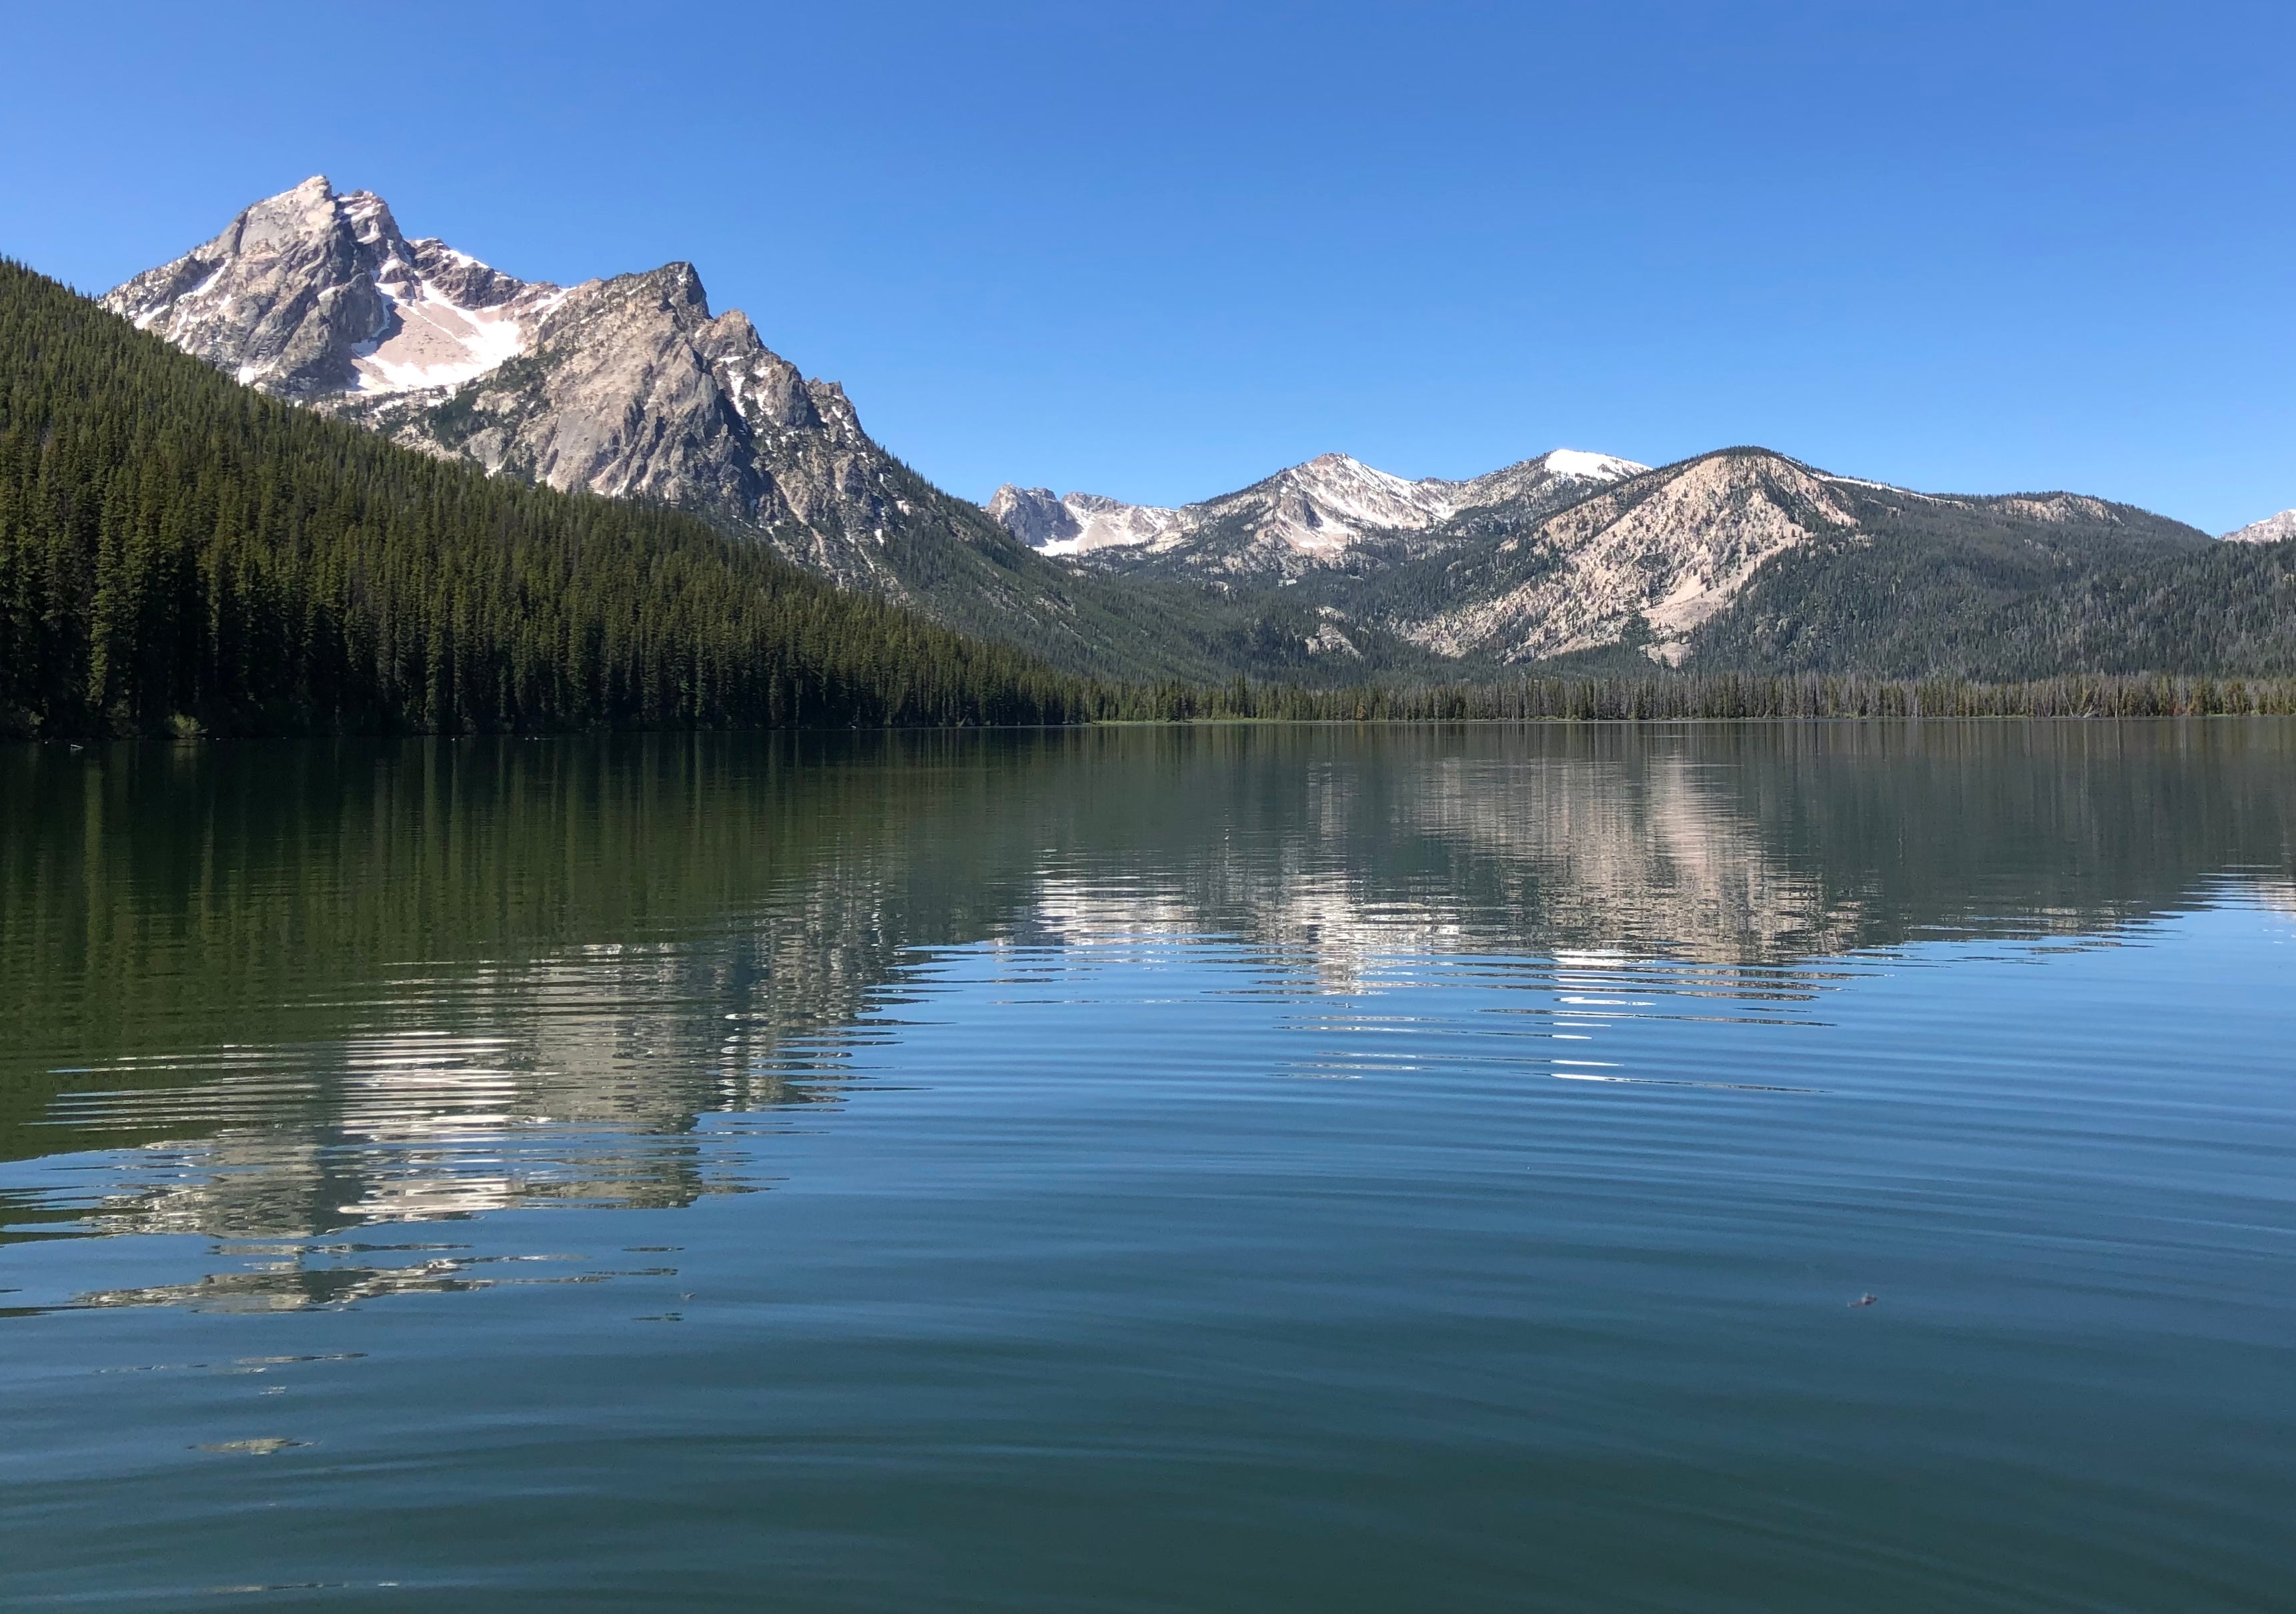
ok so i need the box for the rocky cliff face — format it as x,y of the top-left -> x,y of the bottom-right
339,262 -> 911,586
106,177 -> 954,591
105,177 -> 566,400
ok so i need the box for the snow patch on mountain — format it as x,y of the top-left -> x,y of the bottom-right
101,175 -> 572,403
348,286 -> 552,394
1539,450 -> 1645,482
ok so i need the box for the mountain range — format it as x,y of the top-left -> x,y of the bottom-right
102,177 -> 2295,683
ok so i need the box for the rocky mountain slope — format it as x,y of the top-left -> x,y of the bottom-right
105,177 -> 913,586
108,177 -> 2239,684
1367,450 -> 1862,664
991,445 -> 2211,672
2223,509 -> 2296,544
989,448 -> 1646,580
101,177 -> 1263,681
1594,454 -> 2215,674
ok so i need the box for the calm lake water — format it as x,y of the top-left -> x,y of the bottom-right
2,722 -> 2292,1611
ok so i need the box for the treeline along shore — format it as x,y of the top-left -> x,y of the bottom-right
5,256 -> 2293,740
1115,675 -> 2296,724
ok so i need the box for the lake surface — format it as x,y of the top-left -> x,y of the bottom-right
2,722 -> 2292,1611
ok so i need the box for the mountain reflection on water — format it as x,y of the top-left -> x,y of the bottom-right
2,721 -> 2290,1311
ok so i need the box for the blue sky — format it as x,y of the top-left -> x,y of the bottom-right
5,1 -> 2291,530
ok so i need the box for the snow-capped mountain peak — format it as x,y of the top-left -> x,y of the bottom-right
988,447 -> 1649,573
1255,453 -> 1459,551
102,174 -> 570,400
107,176 -> 947,590
1541,448 -> 1646,482
2221,509 -> 2296,544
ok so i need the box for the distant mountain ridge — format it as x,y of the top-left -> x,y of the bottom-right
103,177 -> 2278,683
987,449 -> 1647,577
989,445 -> 2216,670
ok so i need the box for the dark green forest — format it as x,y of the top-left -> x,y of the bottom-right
0,259 -> 1094,737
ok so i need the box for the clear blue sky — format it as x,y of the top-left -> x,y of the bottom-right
5,1 -> 2290,530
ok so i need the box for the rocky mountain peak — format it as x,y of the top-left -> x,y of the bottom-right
986,446 -> 1649,577
987,486 -> 1078,550
985,484 -> 1184,557
2222,509 -> 2296,544
105,178 -> 959,592
103,175 -> 566,400
1399,448 -> 1859,667
103,173 -> 394,396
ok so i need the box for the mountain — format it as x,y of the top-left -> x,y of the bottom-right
986,486 -> 1187,556
1642,454 -> 2218,675
102,177 -> 913,584
103,177 -> 2258,685
1348,449 -> 1864,665
992,445 -> 2215,673
104,179 -> 563,400
99,177 -> 1265,681
1350,450 -> 2211,670
988,448 -> 1646,580
2223,510 -> 2296,544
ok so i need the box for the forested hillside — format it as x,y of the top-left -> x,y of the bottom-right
0,261 -> 1093,737
1968,536 -> 2296,676
1679,476 -> 2253,675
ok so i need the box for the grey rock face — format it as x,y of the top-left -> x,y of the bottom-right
105,176 -> 394,397
107,177 -> 931,590
985,486 -> 1083,550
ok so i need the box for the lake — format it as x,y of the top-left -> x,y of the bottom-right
2,722 -> 2292,1611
